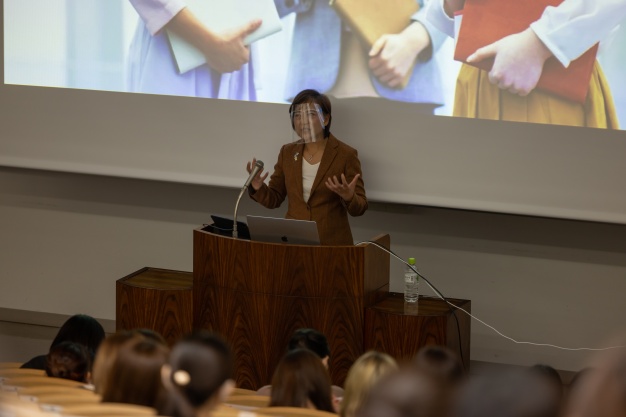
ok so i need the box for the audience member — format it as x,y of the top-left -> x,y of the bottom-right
340,351 -> 398,417
564,346 -> 626,417
529,364 -> 564,405
45,341 -> 91,383
22,314 -> 105,370
269,348 -> 335,413
413,345 -> 465,385
100,337 -> 169,408
453,369 -> 561,417
92,331 -> 141,395
258,327 -> 343,399
356,368 -> 447,417
159,332 -> 235,417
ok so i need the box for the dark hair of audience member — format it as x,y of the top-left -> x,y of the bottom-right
529,364 -> 564,402
134,328 -> 168,346
288,328 -> 331,361
356,368 -> 447,417
92,331 -> 141,395
100,337 -> 169,408
453,369 -> 561,417
21,314 -> 105,370
51,314 -> 106,358
413,345 -> 465,384
269,348 -> 335,412
159,332 -> 234,417
45,341 -> 91,383
340,351 -> 398,417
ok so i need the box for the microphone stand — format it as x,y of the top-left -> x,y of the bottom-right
232,185 -> 247,238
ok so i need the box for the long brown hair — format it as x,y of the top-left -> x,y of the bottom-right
100,337 -> 169,408
269,348 -> 335,412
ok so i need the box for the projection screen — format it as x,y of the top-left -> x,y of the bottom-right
2,0 -> 626,224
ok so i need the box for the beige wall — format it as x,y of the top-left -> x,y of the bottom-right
1,167 -> 625,370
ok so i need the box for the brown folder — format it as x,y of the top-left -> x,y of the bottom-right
329,0 -> 420,89
454,0 -> 598,104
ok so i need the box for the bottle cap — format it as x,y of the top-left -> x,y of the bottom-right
408,257 -> 416,265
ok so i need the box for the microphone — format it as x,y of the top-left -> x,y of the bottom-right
243,160 -> 264,190
233,160 -> 264,238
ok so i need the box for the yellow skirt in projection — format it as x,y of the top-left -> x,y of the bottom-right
453,62 -> 619,129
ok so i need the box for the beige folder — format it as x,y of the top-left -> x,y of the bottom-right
329,0 -> 419,89
329,0 -> 419,47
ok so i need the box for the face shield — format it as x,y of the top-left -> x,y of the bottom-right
290,103 -> 327,144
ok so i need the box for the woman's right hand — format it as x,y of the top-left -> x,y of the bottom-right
166,9 -> 262,73
246,158 -> 269,191
202,19 -> 262,73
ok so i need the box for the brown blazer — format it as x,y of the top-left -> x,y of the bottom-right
250,134 -> 367,245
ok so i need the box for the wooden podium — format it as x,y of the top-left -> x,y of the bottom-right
193,226 -> 390,389
117,226 -> 472,389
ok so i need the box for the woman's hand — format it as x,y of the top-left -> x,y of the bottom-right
325,173 -> 360,202
166,9 -> 261,73
246,158 -> 268,191
202,19 -> 262,73
368,22 -> 430,88
467,28 -> 553,96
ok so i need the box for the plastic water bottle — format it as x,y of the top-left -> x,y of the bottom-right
404,257 -> 419,303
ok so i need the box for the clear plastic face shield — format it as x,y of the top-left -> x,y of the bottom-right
290,103 -> 327,144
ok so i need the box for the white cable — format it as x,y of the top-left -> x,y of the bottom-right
356,240 -> 626,352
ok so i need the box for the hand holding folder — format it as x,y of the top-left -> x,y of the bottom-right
454,0 -> 598,104
330,0 -> 420,89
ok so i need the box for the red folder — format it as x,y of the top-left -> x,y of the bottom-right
454,0 -> 598,104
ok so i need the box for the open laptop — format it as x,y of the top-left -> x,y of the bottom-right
246,215 -> 320,245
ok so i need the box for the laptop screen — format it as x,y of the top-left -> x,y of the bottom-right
246,215 -> 320,245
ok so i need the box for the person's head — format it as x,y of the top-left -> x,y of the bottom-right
288,328 -> 331,368
92,331 -> 142,395
356,368 -> 447,417
453,369 -> 561,417
51,314 -> 106,361
564,345 -> 626,417
289,89 -> 332,141
45,341 -> 91,383
529,364 -> 564,403
100,336 -> 170,408
160,332 -> 235,417
413,345 -> 465,385
340,351 -> 398,417
134,328 -> 168,346
269,348 -> 335,413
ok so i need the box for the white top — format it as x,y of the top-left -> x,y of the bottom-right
129,0 -> 186,35
302,160 -> 320,203
425,0 -> 626,67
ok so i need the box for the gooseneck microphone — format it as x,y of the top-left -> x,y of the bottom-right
233,160 -> 264,238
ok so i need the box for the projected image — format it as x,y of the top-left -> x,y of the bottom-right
4,0 -> 626,130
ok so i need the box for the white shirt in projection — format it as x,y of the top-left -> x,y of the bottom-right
302,159 -> 320,203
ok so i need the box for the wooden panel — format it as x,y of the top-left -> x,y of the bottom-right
194,284 -> 364,389
364,294 -> 471,368
116,268 -> 193,346
193,228 -> 369,297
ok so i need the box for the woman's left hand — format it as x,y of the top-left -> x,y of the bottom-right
467,28 -> 553,96
326,173 -> 360,202
368,22 -> 430,88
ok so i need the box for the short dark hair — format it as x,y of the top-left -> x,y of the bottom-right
413,345 -> 464,383
51,314 -> 106,361
288,328 -> 330,359
289,89 -> 332,138
45,341 -> 91,383
162,331 -> 233,417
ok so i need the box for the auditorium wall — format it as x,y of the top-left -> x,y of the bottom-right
1,166 -> 625,371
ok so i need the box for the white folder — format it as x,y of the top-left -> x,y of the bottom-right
166,0 -> 283,74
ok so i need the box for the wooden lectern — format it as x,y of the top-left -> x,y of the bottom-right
193,226 -> 390,389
